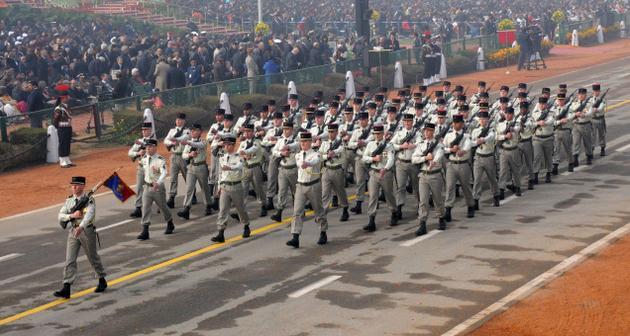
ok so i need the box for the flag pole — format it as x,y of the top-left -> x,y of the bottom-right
89,166 -> 123,196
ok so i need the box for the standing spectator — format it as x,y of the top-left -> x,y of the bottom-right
186,59 -> 202,86
27,81 -> 47,128
167,60 -> 186,89
245,48 -> 258,94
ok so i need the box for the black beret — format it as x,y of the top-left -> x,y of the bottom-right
358,111 -> 369,119
478,111 -> 489,118
299,132 -> 312,140
452,114 -> 464,122
215,108 -> 226,115
403,113 -> 414,120
273,112 -> 284,119
145,138 -> 158,146
142,122 -> 153,129
499,97 -> 509,103
592,84 -> 601,91
177,113 -> 186,119
500,85 -> 509,91
367,102 -> 377,109
224,114 -> 234,121
243,102 -> 253,109
387,106 -> 397,113
191,123 -> 202,130
327,123 -> 339,130
518,83 -> 527,89
372,123 -> 384,132
330,101 -> 340,108
443,81 -> 451,86
478,81 -> 487,87
578,88 -> 587,94
423,122 -> 436,129
289,94 -> 299,99
70,176 -> 86,185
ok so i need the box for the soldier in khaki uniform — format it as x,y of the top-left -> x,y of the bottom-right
212,134 -> 251,243
270,121 -> 299,222
239,123 -> 267,217
54,176 -> 107,299
471,111 -> 501,208
128,122 -> 153,218
176,124 -> 213,220
412,123 -> 446,235
442,114 -> 475,221
516,101 -> 536,189
164,113 -> 191,208
137,139 -> 175,241
347,112 -> 373,214
261,112 -> 285,210
320,124 -> 350,221
207,108 -> 227,209
589,84 -> 607,156
532,97 -> 555,184
286,132 -> 329,248
391,113 -> 421,218
497,108 -> 523,198
340,107 -> 357,184
362,123 -> 398,231
551,93 -> 574,175
570,88 -> 594,166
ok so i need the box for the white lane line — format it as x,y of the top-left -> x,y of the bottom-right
500,195 -> 517,205
615,143 -> 630,152
401,230 -> 442,247
607,134 -> 630,148
0,253 -> 23,263
561,165 -> 589,176
288,275 -> 342,298
441,221 -> 630,336
96,219 -> 134,232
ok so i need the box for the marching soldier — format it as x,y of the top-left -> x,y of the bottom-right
286,132 -> 329,248
517,101 -> 536,189
570,88 -> 594,166
320,124 -> 350,221
497,108 -> 523,198
207,109 -> 226,209
362,123 -> 398,231
443,114 -> 475,221
551,93 -> 574,174
212,134 -> 251,243
176,124 -> 213,220
164,113 -> 191,209
239,123 -> 267,217
412,122 -> 446,235
532,97 -> 555,184
270,120 -> 299,222
340,107 -> 357,184
310,110 -> 329,150
137,139 -> 175,241
235,102 -> 258,135
325,101 -> 340,125
128,122 -> 153,218
391,113 -> 421,218
347,112 -> 373,214
589,83 -> 607,156
471,111 -> 501,208
54,176 -> 107,299
261,112 -> 285,210
470,81 -> 487,105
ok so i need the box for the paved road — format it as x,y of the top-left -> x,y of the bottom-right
1,57 -> 630,336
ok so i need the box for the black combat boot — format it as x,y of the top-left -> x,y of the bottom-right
54,283 -> 71,299
230,213 -> 240,221
444,207 -> 452,222
586,155 -> 593,165
415,221 -> 427,236
166,196 -> 175,209
317,231 -> 328,245
515,187 -> 522,197
243,225 -> 251,238
474,199 -> 480,211
340,207 -> 349,222
350,201 -> 362,214
332,195 -> 339,207
260,205 -> 268,217
211,229 -> 225,243
493,195 -> 500,207
396,205 -> 403,220
552,163 -> 559,175
390,212 -> 399,226
568,163 -> 574,172
286,233 -> 300,248
266,197 -> 275,210
94,277 -> 107,293
573,154 -> 580,167
533,173 -> 539,184
528,179 -> 535,190
271,210 -> 283,222
205,204 -> 213,216
545,172 -> 552,183
438,217 -> 446,230
137,226 -> 149,240
164,220 -> 175,234
177,206 -> 190,220
600,146 -> 606,157
499,189 -> 505,200
129,207 -> 142,218
363,216 -> 376,232
467,206 -> 475,218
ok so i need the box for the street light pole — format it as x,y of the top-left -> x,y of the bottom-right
258,0 -> 263,23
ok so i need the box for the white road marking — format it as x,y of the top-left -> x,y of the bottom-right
0,253 -> 23,263
400,230 -> 442,247
561,165 -> 590,176
288,275 -> 342,298
615,143 -> 630,152
500,195 -> 517,205
441,221 -> 630,336
96,219 -> 134,232
607,134 -> 630,148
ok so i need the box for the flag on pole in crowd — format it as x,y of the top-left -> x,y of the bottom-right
104,172 -> 135,202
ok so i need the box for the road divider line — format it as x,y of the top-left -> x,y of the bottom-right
441,221 -> 630,336
500,195 -> 518,205
0,253 -> 23,263
615,143 -> 630,152
288,275 -> 342,298
96,219 -> 134,232
400,230 -> 441,247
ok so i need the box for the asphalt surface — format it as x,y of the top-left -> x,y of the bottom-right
1,56 -> 630,336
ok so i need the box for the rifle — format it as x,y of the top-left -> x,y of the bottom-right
591,88 -> 610,110
131,139 -> 146,162
395,127 -> 420,154
322,138 -> 343,165
60,167 -> 121,229
445,131 -> 465,159
371,141 -> 389,157
472,124 -> 492,148
420,139 -> 440,170
498,120 -> 515,145
436,123 -> 450,141
166,127 -> 184,151
553,93 -> 578,130
533,107 -> 551,134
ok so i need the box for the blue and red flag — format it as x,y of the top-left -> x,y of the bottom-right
104,172 -> 135,202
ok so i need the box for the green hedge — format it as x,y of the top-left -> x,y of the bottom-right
0,127 -> 47,171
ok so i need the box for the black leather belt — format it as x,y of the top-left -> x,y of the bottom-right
501,146 -> 518,151
190,162 -> 206,166
534,133 -> 554,139
221,181 -> 241,186
245,162 -> 262,168
280,164 -> 297,169
298,179 -> 320,186
576,121 -> 591,125
325,165 -> 343,170
592,116 -> 605,120
520,138 -> 532,142
476,152 -> 494,158
421,169 -> 442,175
449,160 -> 469,164
556,128 -> 571,131
397,158 -> 412,163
